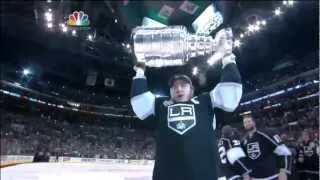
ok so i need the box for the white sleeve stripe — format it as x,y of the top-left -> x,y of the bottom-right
285,156 -> 287,169
210,82 -> 242,112
273,144 -> 292,156
212,116 -> 217,130
227,147 -> 246,164
214,104 -> 236,112
130,91 -> 155,120
257,131 -> 278,146
252,174 -> 279,180
229,175 -> 241,180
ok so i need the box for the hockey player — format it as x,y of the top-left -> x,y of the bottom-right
130,29 -> 242,180
296,130 -> 319,180
217,125 -> 251,180
242,115 -> 292,180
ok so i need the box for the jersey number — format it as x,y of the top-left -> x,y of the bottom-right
218,146 -> 227,164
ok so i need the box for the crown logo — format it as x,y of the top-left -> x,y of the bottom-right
67,11 -> 90,26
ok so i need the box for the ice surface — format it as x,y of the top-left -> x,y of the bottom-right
1,163 -> 153,180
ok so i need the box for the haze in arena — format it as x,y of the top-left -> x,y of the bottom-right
0,1 -> 318,180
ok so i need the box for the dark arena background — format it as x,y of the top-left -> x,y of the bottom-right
0,1 -> 318,180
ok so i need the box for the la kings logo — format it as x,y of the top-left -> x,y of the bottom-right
167,104 -> 196,135
247,142 -> 261,160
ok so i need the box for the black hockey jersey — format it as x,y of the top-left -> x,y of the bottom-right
217,135 -> 251,180
130,54 -> 243,180
296,141 -> 319,173
242,129 -> 292,179
153,94 -> 217,180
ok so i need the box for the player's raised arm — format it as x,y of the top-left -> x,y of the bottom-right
130,62 -> 156,120
209,53 -> 243,112
208,28 -> 243,112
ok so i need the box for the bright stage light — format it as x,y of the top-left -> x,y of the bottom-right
23,69 -> 30,75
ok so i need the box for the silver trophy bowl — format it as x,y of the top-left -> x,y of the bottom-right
131,25 -> 233,67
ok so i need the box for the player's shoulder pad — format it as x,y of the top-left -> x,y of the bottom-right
193,92 -> 207,100
155,96 -> 171,106
199,92 -> 210,97
161,92 -> 207,106
258,128 -> 282,144
195,92 -> 211,103
241,133 -> 249,143
259,127 -> 279,137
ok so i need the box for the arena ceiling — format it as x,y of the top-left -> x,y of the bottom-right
0,0 -> 318,98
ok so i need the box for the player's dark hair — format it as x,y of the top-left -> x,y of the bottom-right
221,125 -> 234,138
168,74 -> 193,88
243,113 -> 263,128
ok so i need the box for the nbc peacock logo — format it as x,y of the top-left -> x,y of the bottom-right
67,11 -> 90,27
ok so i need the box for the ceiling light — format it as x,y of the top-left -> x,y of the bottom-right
248,24 -> 255,32
23,69 -> 30,75
62,26 -> 67,32
47,22 -> 53,28
253,25 -> 260,31
274,8 -> 282,16
88,34 -> 93,41
45,12 -> 52,21
234,39 -> 241,47
288,0 -> 294,6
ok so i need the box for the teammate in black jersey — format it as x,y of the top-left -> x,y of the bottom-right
242,115 -> 292,180
217,125 -> 251,180
296,130 -> 319,180
130,29 -> 242,180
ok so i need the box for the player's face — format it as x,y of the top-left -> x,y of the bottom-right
243,117 -> 256,131
170,80 -> 193,102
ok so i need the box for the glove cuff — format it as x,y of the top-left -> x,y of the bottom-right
134,68 -> 146,79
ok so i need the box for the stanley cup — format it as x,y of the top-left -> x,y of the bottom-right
131,25 -> 233,67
